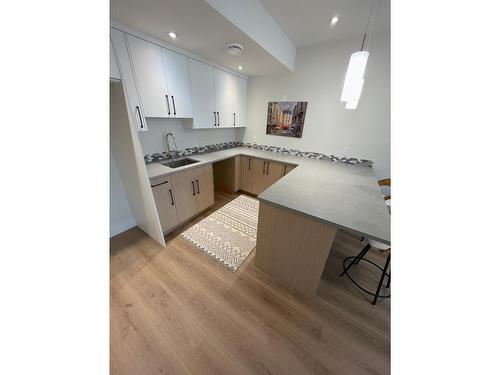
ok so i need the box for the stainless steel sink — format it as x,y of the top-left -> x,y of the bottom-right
161,157 -> 200,169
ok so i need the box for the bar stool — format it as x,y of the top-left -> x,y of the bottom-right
340,239 -> 390,305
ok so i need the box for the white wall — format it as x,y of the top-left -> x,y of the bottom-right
110,151 -> 135,236
138,118 -> 245,155
243,30 -> 390,179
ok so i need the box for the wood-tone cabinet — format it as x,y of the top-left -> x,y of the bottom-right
284,164 -> 296,175
251,158 -> 268,195
195,172 -> 214,211
151,177 -> 179,233
125,34 -> 193,120
266,161 -> 286,187
169,164 -> 214,225
239,155 -> 253,193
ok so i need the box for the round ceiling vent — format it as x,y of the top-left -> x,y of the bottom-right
225,43 -> 244,56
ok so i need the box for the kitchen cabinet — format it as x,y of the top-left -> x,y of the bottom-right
188,59 -> 216,128
239,156 -> 253,192
233,76 -> 247,127
172,180 -> 199,223
110,28 -> 147,131
214,68 -> 234,127
251,159 -> 268,195
151,177 -> 179,233
195,172 -> 214,211
126,34 -> 170,118
126,34 -> 193,119
266,161 -> 286,187
284,164 -> 296,175
110,38 -> 120,80
162,48 -> 193,118
170,164 -> 214,224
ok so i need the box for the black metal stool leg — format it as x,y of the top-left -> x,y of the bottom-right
386,272 -> 391,288
372,254 -> 391,305
341,244 -> 371,276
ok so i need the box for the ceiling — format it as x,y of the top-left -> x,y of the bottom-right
111,0 -> 390,76
111,0 -> 290,76
259,0 -> 390,47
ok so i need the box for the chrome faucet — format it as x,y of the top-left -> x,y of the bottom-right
165,132 -> 178,154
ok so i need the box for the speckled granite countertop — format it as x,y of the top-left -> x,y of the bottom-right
146,147 -> 390,245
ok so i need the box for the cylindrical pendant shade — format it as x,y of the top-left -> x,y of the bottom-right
341,51 -> 369,109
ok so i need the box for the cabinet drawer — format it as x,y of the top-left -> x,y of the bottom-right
171,164 -> 213,185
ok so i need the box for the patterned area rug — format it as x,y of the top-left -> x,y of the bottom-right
181,195 -> 259,272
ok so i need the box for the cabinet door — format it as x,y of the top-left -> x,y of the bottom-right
152,183 -> 179,232
251,159 -> 268,195
188,59 -> 216,128
266,161 -> 286,188
239,156 -> 253,192
195,172 -> 214,212
126,34 -> 170,118
234,76 -> 247,127
214,68 -> 234,127
172,180 -> 198,223
284,164 -> 296,175
110,29 -> 147,131
162,49 -> 193,118
110,38 -> 120,80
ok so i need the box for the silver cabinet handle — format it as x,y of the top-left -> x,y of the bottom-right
196,179 -> 200,194
136,106 -> 144,129
191,181 -> 196,195
169,189 -> 174,205
171,95 -> 176,116
165,95 -> 171,115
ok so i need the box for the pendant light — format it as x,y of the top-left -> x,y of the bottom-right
340,0 -> 379,109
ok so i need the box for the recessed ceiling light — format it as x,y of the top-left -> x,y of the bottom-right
168,32 -> 177,39
237,65 -> 243,71
330,15 -> 339,26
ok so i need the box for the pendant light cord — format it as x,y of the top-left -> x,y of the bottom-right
360,0 -> 377,51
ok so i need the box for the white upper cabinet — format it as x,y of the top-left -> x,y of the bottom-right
162,49 -> 193,118
110,29 -> 147,131
214,68 -> 235,128
110,38 -> 121,80
234,75 -> 247,127
126,34 -> 170,118
188,59 -> 216,128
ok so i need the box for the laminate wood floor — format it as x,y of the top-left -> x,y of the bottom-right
110,191 -> 390,375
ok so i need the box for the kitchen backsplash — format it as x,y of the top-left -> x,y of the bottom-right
144,141 -> 374,167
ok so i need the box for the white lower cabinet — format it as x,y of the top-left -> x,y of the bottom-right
152,164 -> 214,232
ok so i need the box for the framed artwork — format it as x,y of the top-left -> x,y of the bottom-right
266,101 -> 307,138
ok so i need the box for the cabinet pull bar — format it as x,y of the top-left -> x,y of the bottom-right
169,189 -> 174,205
136,106 -> 144,129
151,181 -> 168,187
217,111 -> 220,126
191,181 -> 196,195
248,158 -> 251,170
171,95 -> 176,116
263,161 -> 266,174
196,179 -> 200,194
233,112 -> 236,126
214,111 -> 217,126
267,162 -> 270,175
165,95 -> 171,115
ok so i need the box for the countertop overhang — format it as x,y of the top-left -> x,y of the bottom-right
146,147 -> 391,245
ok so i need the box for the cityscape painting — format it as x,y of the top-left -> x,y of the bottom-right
266,101 -> 308,138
